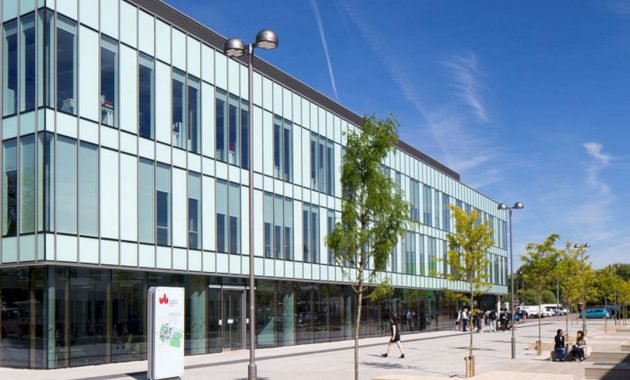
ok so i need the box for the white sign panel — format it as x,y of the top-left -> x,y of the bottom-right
148,287 -> 185,380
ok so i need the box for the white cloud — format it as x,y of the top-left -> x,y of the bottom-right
309,0 -> 339,101
444,53 -> 489,123
583,142 -> 613,196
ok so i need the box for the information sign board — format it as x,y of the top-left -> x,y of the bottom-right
148,287 -> 185,380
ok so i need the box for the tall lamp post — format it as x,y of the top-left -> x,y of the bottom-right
224,30 -> 279,380
498,202 -> 524,360
574,243 -> 591,335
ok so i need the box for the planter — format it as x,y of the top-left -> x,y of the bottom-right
465,355 -> 475,378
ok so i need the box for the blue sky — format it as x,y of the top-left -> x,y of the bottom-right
165,0 -> 630,269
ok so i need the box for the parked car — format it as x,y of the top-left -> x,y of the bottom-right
581,308 -> 611,319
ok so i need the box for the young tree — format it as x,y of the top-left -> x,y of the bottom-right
326,115 -> 410,380
556,243 -> 582,335
520,233 -> 560,355
446,205 -> 494,378
594,266 -> 620,331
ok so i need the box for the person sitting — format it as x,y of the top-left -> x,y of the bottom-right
554,329 -> 567,361
570,330 -> 588,361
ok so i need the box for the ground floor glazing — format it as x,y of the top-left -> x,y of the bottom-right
0,266 -> 499,368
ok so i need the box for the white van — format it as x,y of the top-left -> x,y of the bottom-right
518,305 -> 541,318
541,304 -> 568,316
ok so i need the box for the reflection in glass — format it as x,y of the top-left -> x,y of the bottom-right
240,100 -> 249,169
3,139 -> 18,237
188,172 -> 201,249
79,142 -> 98,236
138,54 -> 154,139
20,14 -> 36,112
56,136 -> 77,234
139,159 -> 154,243
56,16 -> 77,114
187,77 -> 200,153
3,20 -> 17,116
228,95 -> 239,164
20,135 -> 36,234
172,70 -> 186,149
112,271 -> 145,362
215,90 -> 227,161
156,164 -> 171,246
100,36 -> 117,127
216,180 -> 227,252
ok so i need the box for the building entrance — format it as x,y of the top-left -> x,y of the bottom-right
221,290 -> 245,350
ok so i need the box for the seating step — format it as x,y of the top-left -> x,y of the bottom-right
587,352 -> 630,362
584,363 -> 630,380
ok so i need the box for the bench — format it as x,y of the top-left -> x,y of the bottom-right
549,346 -> 592,361
587,352 -> 630,363
584,363 -> 630,380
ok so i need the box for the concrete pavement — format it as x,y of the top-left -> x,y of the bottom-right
0,318 -> 623,380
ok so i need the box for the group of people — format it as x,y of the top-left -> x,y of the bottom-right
554,329 -> 589,362
455,307 -> 514,332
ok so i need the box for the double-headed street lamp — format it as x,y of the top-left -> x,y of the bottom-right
574,243 -> 591,335
224,29 -> 279,380
498,201 -> 524,359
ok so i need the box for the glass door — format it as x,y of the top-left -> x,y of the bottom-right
222,290 -> 245,350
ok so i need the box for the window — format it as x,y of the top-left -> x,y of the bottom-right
216,180 -> 240,254
284,197 -> 293,260
3,20 -> 17,116
56,136 -> 77,234
442,194 -> 450,231
39,133 -> 54,232
215,90 -> 227,161
410,179 -> 420,221
19,135 -> 35,234
310,133 -> 334,194
302,203 -> 319,263
327,210 -> 334,264
274,195 -> 283,259
442,240 -> 448,276
100,36 -> 117,126
418,234 -> 425,275
138,54 -> 154,139
428,236 -> 437,274
56,15 -> 77,115
138,159 -> 154,243
434,189 -> 441,228
228,94 -> 239,165
405,231 -> 416,275
240,100 -> 249,170
263,193 -> 273,258
38,10 -> 54,108
187,77 -> 200,153
156,164 -> 171,246
228,183 -> 240,254
423,184 -> 432,226
78,142 -> 98,236
274,116 -> 292,181
172,70 -> 186,149
2,140 -> 17,237
188,172 -> 201,249
20,14 -> 36,112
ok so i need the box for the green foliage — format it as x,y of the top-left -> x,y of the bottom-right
518,288 -> 557,305
593,266 -> 621,304
612,264 -> 630,281
367,278 -> 394,303
446,205 -> 494,359
325,115 -> 410,380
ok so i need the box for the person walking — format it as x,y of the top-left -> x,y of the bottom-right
461,307 -> 469,332
456,309 -> 462,331
381,315 -> 405,358
488,309 -> 497,332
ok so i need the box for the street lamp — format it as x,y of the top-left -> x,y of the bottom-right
497,201 -> 524,359
224,29 -> 279,380
574,243 -> 591,335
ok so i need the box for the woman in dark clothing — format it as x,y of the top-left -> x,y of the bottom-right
381,315 -> 405,358
554,329 -> 567,361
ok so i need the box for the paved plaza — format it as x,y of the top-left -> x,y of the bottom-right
0,318 -> 624,380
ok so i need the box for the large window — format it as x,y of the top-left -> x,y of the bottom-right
39,133 -> 54,231
404,231 -> 416,275
327,210 -> 334,264
309,133 -> 334,194
263,193 -> 293,260
172,69 -> 186,149
156,164 -> 171,246
2,139 -> 17,237
423,184 -> 432,226
274,116 -> 292,181
20,13 -> 36,112
188,172 -> 201,249
302,203 -> 319,263
138,54 -> 154,139
428,236 -> 437,274
138,159 -> 154,243
187,77 -> 200,153
38,9 -> 54,109
56,15 -> 77,115
410,179 -> 420,221
56,136 -> 77,234
3,20 -> 17,116
100,37 -> 117,127
442,194 -> 450,231
216,91 -> 249,168
216,180 -> 241,254
78,142 -> 98,236
20,135 -> 36,234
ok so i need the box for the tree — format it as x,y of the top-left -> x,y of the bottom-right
326,115 -> 410,380
446,205 -> 493,378
520,233 -> 560,355
556,243 -> 582,335
594,266 -> 620,331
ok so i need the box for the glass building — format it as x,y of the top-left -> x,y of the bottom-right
0,0 -> 508,369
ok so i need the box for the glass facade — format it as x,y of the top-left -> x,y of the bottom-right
0,0 -> 507,369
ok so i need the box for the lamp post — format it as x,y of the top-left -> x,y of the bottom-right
224,29 -> 279,380
497,201 -> 524,359
574,243 -> 591,335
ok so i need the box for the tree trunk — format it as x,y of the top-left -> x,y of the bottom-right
354,278 -> 363,380
604,297 -> 608,332
466,289 -> 475,378
565,301 -> 569,338
537,296 -> 542,355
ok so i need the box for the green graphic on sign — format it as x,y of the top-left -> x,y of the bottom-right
159,323 -> 183,348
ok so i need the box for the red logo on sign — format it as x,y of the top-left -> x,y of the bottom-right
159,294 -> 169,304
